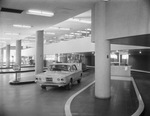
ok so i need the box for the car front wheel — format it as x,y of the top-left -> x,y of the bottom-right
77,79 -> 81,84
41,85 -> 46,89
66,80 -> 72,90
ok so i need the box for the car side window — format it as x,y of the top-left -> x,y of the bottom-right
68,66 -> 71,71
72,65 -> 77,71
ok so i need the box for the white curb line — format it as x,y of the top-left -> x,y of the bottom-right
64,76 -> 144,116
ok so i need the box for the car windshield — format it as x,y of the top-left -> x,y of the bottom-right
48,64 -> 70,71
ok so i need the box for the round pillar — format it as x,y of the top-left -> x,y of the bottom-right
92,1 -> 111,98
16,40 -> 21,66
35,30 -> 44,75
6,44 -> 10,67
0,48 -> 4,66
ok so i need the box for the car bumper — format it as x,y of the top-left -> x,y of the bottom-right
39,82 -> 67,87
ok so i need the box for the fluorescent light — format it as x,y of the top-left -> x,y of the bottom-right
86,28 -> 91,31
44,32 -> 55,35
68,18 -> 91,24
49,27 -> 59,30
59,27 -> 70,31
65,34 -> 74,37
70,32 -> 81,36
0,38 -> 11,40
0,41 -> 6,43
13,24 -> 32,28
49,27 -> 70,31
5,32 -> 19,35
27,9 -> 54,17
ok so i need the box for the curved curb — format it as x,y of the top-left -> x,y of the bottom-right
65,76 -> 144,116
65,81 -> 95,116
131,77 -> 144,116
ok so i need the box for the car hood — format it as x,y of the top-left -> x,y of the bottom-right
36,71 -> 72,78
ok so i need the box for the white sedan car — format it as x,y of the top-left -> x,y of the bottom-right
36,63 -> 82,90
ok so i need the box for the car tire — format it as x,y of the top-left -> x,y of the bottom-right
77,79 -> 81,84
41,85 -> 46,89
77,74 -> 82,84
66,79 -> 72,90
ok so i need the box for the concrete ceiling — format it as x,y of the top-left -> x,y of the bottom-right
0,0 -> 150,52
0,0 -> 95,48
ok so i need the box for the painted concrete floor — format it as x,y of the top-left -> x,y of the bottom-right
0,69 -> 141,116
0,69 -> 94,116
71,80 -> 138,116
132,71 -> 150,116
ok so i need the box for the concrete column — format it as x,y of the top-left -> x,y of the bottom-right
6,44 -> 10,67
35,30 -> 44,75
55,54 -> 58,62
16,40 -> 21,66
92,1 -> 111,98
0,48 -> 3,66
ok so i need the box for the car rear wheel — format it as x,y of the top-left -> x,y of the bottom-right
41,85 -> 46,89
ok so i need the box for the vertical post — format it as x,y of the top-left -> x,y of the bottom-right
35,30 -> 44,75
6,44 -> 10,67
16,40 -> 21,66
92,1 -> 111,98
119,53 -> 121,66
0,48 -> 3,71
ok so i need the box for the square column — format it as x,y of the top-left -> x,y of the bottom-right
16,40 -> 21,66
0,48 -> 4,67
6,44 -> 10,67
92,1 -> 111,98
35,30 -> 44,75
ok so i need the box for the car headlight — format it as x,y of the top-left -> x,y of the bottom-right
57,78 -> 60,81
61,78 -> 64,81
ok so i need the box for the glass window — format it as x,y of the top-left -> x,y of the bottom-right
48,64 -> 70,71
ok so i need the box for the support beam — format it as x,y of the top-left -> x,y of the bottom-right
35,30 -> 44,75
92,1 -> 111,99
16,40 -> 21,66
6,44 -> 10,67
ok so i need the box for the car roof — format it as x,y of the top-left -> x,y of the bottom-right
50,63 -> 75,66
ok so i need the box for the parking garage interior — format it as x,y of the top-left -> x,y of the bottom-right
1,0 -> 150,116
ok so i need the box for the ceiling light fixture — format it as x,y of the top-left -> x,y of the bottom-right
65,34 -> 74,37
70,32 -> 81,36
5,32 -> 19,35
44,32 -> 55,35
48,27 -> 59,30
26,9 -> 54,17
59,27 -> 70,31
68,18 -> 91,24
13,24 -> 32,28
0,38 -> 11,40
86,28 -> 91,31
0,40 -> 6,43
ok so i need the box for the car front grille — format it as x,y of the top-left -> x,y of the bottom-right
46,77 -> 53,82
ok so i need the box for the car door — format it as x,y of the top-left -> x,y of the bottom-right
72,65 -> 80,81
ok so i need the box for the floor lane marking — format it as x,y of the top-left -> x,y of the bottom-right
65,76 -> 144,116
131,77 -> 144,116
65,81 -> 95,116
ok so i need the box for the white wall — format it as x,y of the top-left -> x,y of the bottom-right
21,37 -> 150,57
106,0 -> 150,39
22,37 -> 95,56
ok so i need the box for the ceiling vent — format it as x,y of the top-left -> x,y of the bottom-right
1,7 -> 23,14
